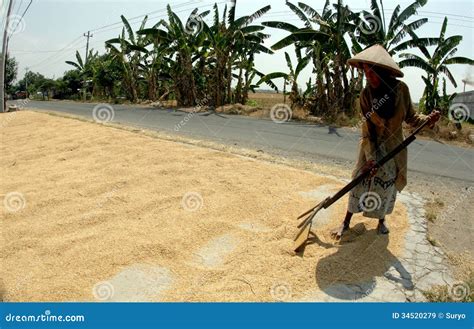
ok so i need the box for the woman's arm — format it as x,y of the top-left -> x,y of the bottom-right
359,88 -> 377,162
403,83 -> 441,128
403,84 -> 428,127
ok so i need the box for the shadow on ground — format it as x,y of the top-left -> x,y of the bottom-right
312,223 -> 413,300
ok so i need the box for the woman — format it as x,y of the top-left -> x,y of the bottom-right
332,44 -> 440,240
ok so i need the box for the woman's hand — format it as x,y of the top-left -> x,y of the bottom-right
427,110 -> 441,128
362,159 -> 378,178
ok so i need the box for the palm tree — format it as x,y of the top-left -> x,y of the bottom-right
398,17 -> 474,113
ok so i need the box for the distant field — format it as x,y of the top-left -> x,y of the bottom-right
248,92 -> 286,108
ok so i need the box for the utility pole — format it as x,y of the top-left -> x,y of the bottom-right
83,31 -> 93,63
1,0 -> 14,113
83,31 -> 93,101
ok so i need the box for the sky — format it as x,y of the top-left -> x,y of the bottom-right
2,0 -> 474,101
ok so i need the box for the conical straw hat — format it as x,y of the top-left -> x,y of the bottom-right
347,44 -> 404,78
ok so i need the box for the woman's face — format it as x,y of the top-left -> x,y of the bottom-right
363,64 -> 381,88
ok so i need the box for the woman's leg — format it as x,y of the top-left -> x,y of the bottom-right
377,218 -> 390,234
331,211 -> 353,239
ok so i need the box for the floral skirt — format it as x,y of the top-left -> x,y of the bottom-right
348,145 -> 398,219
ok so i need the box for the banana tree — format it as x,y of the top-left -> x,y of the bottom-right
257,50 -> 310,106
301,0 -> 359,113
263,1 -> 356,116
138,6 -> 210,106
353,0 -> 437,55
106,15 -> 149,103
398,17 -> 474,113
201,3 -> 272,106
65,50 -> 98,99
232,29 -> 273,104
93,53 -> 123,100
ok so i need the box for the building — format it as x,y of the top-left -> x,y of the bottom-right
452,90 -> 474,121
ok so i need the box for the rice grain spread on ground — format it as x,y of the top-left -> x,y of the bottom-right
1,111 -> 409,302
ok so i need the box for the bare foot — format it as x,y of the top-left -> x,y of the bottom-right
377,222 -> 390,235
331,224 -> 349,240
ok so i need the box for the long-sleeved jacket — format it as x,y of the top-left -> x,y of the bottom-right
354,81 -> 427,192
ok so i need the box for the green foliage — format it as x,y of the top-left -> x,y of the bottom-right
5,54 -> 18,94
263,1 -> 359,116
14,71 -> 45,95
246,99 -> 259,107
399,17 -> 474,114
352,0 -> 432,55
12,0 -> 470,120
54,70 -> 83,99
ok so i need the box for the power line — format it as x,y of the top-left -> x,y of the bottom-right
19,0 -> 32,20
266,16 -> 474,29
11,48 -> 82,54
262,6 -> 474,23
7,0 -> 23,38
8,0 -> 33,38
350,8 -> 474,20
12,0 -> 206,73
39,0 -> 227,61
11,0 -> 23,17
28,35 -> 84,68
25,1 -> 224,75
418,10 -> 474,20
86,0 -> 228,45
35,45 -> 87,74
26,1 -> 205,67
263,10 -> 474,28
90,0 -> 221,37
90,0 -> 197,35
406,19 -> 474,30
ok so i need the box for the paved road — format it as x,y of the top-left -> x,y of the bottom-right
14,100 -> 473,182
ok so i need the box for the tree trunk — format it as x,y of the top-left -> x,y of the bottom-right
235,66 -> 243,104
213,51 -> 227,108
174,52 -> 197,107
226,51 -> 233,104
148,68 -> 157,101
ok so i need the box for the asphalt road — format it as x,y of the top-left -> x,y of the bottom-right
13,100 -> 473,182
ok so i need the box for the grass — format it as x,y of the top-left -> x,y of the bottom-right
423,253 -> 473,302
423,269 -> 473,302
425,198 -> 445,223
245,99 -> 259,107
427,235 -> 439,247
